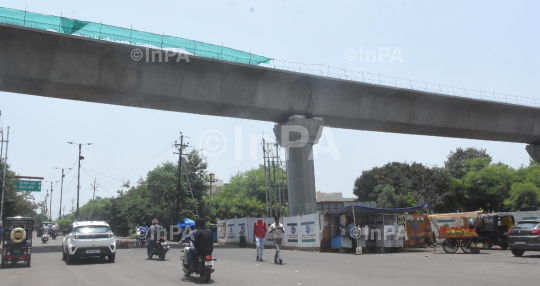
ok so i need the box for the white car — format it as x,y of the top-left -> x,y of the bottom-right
62,221 -> 116,264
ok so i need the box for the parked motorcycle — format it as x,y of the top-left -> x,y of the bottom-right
147,236 -> 170,261
181,241 -> 215,282
41,232 -> 49,244
135,226 -> 147,247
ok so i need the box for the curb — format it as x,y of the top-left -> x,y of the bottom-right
116,239 -> 137,249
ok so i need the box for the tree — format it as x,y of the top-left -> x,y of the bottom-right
451,158 -> 515,212
413,167 -> 451,213
0,160 -> 38,219
203,165 -> 278,222
444,147 -> 492,178
504,182 -> 540,211
353,162 -> 450,211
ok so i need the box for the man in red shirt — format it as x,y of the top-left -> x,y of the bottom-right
253,214 -> 267,261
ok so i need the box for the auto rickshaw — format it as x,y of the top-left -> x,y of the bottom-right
477,213 -> 515,249
1,216 -> 34,268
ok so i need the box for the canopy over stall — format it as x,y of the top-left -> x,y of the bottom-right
328,204 -> 428,216
428,211 -> 482,219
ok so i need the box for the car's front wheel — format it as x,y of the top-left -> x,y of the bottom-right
62,250 -> 67,260
108,254 -> 116,263
66,254 -> 75,265
511,249 -> 525,257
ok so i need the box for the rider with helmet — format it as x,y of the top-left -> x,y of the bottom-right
140,222 -> 149,232
146,219 -> 163,252
187,218 -> 213,271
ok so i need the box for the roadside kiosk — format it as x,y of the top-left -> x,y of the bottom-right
327,205 -> 428,253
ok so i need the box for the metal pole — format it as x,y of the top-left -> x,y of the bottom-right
262,138 -> 269,217
0,127 -> 9,222
76,144 -> 81,221
181,160 -> 199,218
60,169 -> 64,218
276,145 -> 282,216
50,181 -> 53,221
272,145 -> 278,216
174,134 -> 186,224
93,178 -> 96,200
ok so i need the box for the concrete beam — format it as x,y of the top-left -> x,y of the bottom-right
526,144 -> 540,164
1,24 -> 540,144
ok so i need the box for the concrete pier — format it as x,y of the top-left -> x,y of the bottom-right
274,115 -> 325,216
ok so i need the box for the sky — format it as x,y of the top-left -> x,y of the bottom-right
0,1 -> 539,220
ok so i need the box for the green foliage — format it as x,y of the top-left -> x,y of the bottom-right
451,158 -> 515,212
203,165 -> 281,223
353,162 -> 449,211
444,147 -> 492,178
0,160 -> 38,219
504,182 -> 540,211
54,218 -> 73,232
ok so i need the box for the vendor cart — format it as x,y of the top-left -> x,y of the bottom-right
429,212 -> 481,254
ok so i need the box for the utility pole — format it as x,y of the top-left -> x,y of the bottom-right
206,173 -> 217,196
70,197 -> 75,214
45,190 -> 49,221
270,143 -> 278,217
92,178 -> 97,200
54,167 -> 71,219
174,133 -> 188,224
0,126 -> 8,222
262,137 -> 269,217
276,143 -> 282,216
50,182 -> 53,221
44,180 -> 58,221
68,142 -> 92,222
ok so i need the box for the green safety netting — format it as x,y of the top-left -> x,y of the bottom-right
0,7 -> 271,66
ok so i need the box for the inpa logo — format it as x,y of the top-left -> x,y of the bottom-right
306,225 -> 310,234
291,226 -> 296,234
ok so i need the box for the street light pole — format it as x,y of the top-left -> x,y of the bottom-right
0,127 -> 9,222
68,142 -> 92,222
54,167 -> 71,219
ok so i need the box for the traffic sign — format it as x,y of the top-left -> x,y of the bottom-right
16,180 -> 42,192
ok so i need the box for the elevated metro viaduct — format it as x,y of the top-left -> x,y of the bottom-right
1,24 -> 540,216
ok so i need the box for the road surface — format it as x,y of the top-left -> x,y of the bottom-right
2,237 -> 539,285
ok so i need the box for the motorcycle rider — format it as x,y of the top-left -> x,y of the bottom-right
42,224 -> 50,237
140,222 -> 149,232
188,218 -> 213,271
52,223 -> 58,239
146,219 -> 163,252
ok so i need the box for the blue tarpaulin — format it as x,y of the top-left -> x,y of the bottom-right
177,218 -> 196,227
327,204 -> 428,216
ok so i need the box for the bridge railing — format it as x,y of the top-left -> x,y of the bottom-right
0,6 -> 271,66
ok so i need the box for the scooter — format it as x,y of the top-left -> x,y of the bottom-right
147,236 -> 170,261
41,232 -> 49,244
135,227 -> 147,247
51,231 -> 57,240
181,241 -> 215,283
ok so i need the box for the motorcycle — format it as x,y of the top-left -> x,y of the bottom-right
135,227 -> 147,247
181,241 -> 215,282
41,232 -> 49,244
147,236 -> 170,261
51,231 -> 57,240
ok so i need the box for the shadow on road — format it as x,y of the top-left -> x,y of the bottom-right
31,245 -> 62,254
63,257 -> 112,266
180,276 -> 216,284
0,262 -> 30,270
